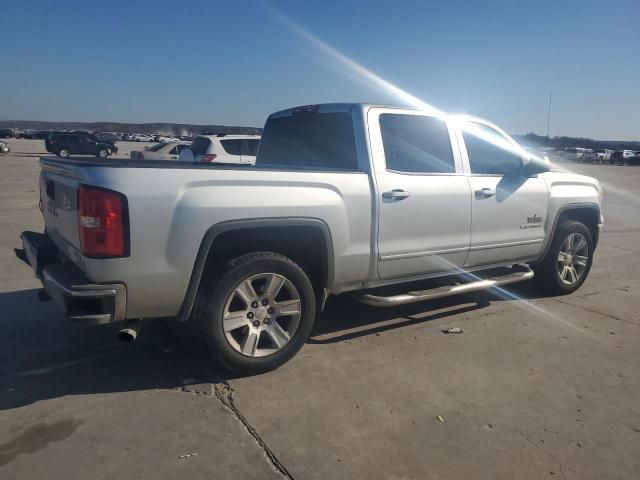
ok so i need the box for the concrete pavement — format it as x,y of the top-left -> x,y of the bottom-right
1,139 -> 638,479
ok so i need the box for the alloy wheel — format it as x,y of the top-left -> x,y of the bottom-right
557,233 -> 589,286
222,273 -> 302,357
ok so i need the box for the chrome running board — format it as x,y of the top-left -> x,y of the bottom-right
355,266 -> 534,307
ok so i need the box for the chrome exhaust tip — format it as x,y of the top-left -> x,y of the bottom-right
117,318 -> 143,343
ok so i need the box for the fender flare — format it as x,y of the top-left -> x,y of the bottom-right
176,217 -> 334,322
537,203 -> 601,262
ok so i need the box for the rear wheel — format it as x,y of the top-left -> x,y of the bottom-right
97,148 -> 109,158
58,147 -> 70,158
533,220 -> 594,295
199,252 -> 316,374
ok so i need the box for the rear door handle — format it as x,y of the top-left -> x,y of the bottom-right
475,188 -> 496,199
382,189 -> 410,200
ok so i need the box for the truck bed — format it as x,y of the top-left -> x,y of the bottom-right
38,155 -> 374,319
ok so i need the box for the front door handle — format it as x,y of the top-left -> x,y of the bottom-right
382,189 -> 410,200
475,188 -> 496,199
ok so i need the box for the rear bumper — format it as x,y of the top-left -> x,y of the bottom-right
19,231 -> 127,324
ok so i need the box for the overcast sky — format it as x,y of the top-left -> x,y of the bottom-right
2,0 -> 639,139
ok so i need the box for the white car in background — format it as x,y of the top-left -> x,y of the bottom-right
158,136 -> 181,143
130,141 -> 191,160
179,134 -> 260,164
594,149 -> 613,163
131,134 -> 154,142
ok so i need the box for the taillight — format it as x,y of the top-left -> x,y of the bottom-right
78,185 -> 128,257
201,154 -> 217,162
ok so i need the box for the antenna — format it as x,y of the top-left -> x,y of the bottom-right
546,92 -> 552,139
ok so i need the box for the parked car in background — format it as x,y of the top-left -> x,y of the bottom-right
130,141 -> 191,160
131,134 -> 154,142
158,136 -> 181,143
95,132 -> 120,143
179,134 -> 260,164
580,149 -> 596,163
45,132 -> 118,158
594,149 -> 613,163
33,130 -> 56,140
0,141 -> 9,155
19,129 -> 45,139
561,147 -> 579,161
626,152 -> 640,166
610,151 -> 625,165
0,128 -> 15,139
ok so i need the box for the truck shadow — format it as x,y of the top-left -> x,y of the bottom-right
310,279 -> 546,344
0,280 -> 548,405
310,295 -> 490,344
0,289 -> 208,410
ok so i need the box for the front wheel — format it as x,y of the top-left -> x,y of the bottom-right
533,220 -> 594,295
97,148 -> 109,158
199,252 -> 316,374
58,147 -> 70,158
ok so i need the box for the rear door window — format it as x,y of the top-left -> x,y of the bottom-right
379,114 -> 455,173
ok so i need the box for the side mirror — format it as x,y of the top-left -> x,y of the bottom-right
520,157 -> 549,176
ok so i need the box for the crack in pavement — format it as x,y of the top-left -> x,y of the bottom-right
179,380 -> 294,479
212,381 -> 295,480
167,322 -> 294,479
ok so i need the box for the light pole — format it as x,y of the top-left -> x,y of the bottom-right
546,92 -> 552,140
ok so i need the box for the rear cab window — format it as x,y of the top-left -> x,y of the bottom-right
257,111 -> 358,170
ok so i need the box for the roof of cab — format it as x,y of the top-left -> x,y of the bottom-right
268,102 -> 496,126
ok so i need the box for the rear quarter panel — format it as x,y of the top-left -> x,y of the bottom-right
77,165 -> 372,318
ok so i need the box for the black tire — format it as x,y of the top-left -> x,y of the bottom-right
533,220 -> 594,295
199,252 -> 316,375
97,148 -> 109,158
57,147 -> 70,158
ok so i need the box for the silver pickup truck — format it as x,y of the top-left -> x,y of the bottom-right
19,103 -> 603,374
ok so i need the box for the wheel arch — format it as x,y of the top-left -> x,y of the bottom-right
537,203 -> 601,262
176,218 -> 334,322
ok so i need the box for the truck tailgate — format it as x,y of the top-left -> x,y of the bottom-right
40,160 -> 83,256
